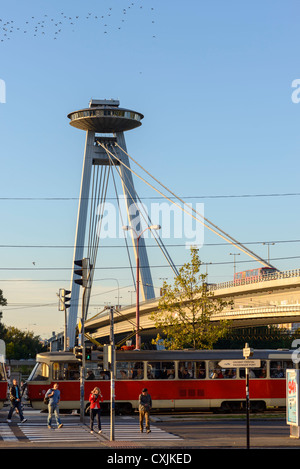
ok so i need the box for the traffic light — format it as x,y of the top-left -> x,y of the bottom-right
103,344 -> 115,371
74,346 -> 83,365
85,345 -> 92,361
74,258 -> 90,288
61,289 -> 71,309
58,289 -> 71,311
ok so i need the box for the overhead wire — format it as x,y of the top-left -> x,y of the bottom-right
0,238 -> 299,249
1,254 -> 299,273
2,141 -> 297,322
0,192 -> 300,200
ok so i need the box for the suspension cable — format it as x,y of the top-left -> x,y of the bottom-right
101,142 -> 179,277
108,142 -> 274,269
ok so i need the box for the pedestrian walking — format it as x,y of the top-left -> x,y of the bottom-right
139,388 -> 152,433
45,383 -> 63,429
7,379 -> 27,423
89,386 -> 103,434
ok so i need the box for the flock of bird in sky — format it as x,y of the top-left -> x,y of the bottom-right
0,2 -> 156,43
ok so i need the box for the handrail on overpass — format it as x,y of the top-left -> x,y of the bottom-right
85,268 -> 300,325
209,269 -> 300,292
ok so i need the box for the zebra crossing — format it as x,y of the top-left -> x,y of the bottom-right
0,422 -> 18,441
0,416 -> 182,443
17,422 -> 99,442
101,417 -> 182,441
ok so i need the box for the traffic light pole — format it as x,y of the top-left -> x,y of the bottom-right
80,287 -> 87,423
72,258 -> 91,423
58,289 -> 71,351
243,343 -> 253,450
245,361 -> 250,449
109,306 -> 115,441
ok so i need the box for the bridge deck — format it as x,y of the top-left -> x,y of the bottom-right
85,270 -> 300,340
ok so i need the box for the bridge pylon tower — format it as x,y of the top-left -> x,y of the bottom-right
66,99 -> 155,348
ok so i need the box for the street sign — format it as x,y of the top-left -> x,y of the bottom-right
286,369 -> 300,427
243,346 -> 253,358
78,333 -> 83,346
218,359 -> 261,368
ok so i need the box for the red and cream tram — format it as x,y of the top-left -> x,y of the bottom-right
26,349 -> 294,413
0,350 -> 8,409
234,267 -> 278,284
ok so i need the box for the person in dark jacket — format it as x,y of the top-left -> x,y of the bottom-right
7,379 -> 27,423
89,387 -> 103,433
139,388 -> 152,433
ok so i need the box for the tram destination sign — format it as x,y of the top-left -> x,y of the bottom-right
218,359 -> 261,368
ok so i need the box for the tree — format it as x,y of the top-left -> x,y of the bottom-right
151,247 -> 232,350
0,325 -> 46,359
0,289 -> 7,319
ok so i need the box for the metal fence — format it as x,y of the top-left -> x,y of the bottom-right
209,269 -> 300,291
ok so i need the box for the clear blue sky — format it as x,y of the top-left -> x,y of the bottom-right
0,0 -> 299,338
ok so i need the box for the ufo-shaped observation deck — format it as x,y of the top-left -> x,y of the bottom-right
68,99 -> 143,133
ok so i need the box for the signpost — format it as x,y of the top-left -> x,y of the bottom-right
78,318 -> 85,423
103,306 -> 116,441
243,344 -> 253,450
218,343 -> 259,449
286,369 -> 300,438
109,305 -> 116,442
218,359 -> 261,369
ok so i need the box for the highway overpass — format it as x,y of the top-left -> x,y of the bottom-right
84,269 -> 300,344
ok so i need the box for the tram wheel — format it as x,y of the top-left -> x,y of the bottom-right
121,403 -> 133,415
250,401 -> 266,413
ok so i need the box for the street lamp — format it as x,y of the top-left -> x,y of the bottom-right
263,242 -> 275,263
230,252 -> 240,276
123,224 -> 161,350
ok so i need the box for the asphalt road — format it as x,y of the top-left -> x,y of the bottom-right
0,406 -> 300,451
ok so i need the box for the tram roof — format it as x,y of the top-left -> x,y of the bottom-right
35,349 -> 294,363
114,349 -> 293,361
36,351 -> 79,363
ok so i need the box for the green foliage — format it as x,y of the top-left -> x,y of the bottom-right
0,290 -> 7,321
0,289 -> 7,307
0,287 -> 46,359
0,325 -> 46,359
151,247 -> 232,350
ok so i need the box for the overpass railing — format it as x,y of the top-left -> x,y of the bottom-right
214,304 -> 300,319
209,269 -> 300,291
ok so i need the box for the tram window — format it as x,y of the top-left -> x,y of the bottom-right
86,369 -> 96,380
178,361 -> 206,379
85,363 -> 105,380
196,361 -> 206,379
179,361 -> 195,379
147,362 -> 175,379
240,361 -> 267,379
116,361 -> 144,379
270,360 -> 293,378
52,362 -> 80,380
28,362 -> 49,381
208,361 -> 236,379
68,364 -> 80,380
